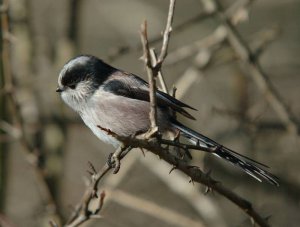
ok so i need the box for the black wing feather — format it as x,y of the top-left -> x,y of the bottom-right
103,73 -> 196,120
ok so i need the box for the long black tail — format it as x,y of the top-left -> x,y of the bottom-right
172,121 -> 279,186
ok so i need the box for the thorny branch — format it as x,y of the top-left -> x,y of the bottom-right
52,144 -> 130,226
95,127 -> 271,227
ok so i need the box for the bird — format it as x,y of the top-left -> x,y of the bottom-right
56,54 -> 279,186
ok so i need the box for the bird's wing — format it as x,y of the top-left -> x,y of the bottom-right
102,71 -> 196,120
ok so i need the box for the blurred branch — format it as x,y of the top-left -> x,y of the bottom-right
166,24 -> 279,67
108,0 -> 253,63
210,0 -> 299,134
0,0 -> 62,223
142,156 -> 226,227
61,147 -> 130,227
0,213 -> 16,227
165,26 -> 227,66
251,26 -> 280,59
212,107 -> 289,132
0,0 -> 8,211
165,0 -> 255,66
68,0 -> 83,49
108,10 -> 213,62
109,189 -> 205,227
103,152 -> 209,227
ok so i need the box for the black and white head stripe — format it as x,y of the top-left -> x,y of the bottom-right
58,55 -> 117,89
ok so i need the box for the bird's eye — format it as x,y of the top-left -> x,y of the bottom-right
69,84 -> 76,89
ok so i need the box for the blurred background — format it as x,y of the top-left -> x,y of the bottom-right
1,0 -> 300,226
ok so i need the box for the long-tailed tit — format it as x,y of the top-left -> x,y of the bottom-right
57,55 -> 279,186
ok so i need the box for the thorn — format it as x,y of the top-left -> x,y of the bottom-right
139,147 -> 146,157
87,170 -> 94,176
97,125 -> 117,137
189,177 -> 194,185
169,165 -> 177,174
87,161 -> 97,175
204,186 -> 213,195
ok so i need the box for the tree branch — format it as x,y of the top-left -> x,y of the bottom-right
140,21 -> 158,132
97,128 -> 271,227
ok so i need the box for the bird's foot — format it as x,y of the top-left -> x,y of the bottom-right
107,145 -> 132,174
107,152 -> 121,174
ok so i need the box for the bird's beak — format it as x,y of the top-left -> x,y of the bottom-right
56,86 -> 64,92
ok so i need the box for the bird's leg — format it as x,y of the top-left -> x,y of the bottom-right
107,145 -> 132,174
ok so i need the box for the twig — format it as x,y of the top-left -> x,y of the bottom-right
65,146 -> 129,227
140,21 -> 158,132
140,0 -> 176,134
156,0 -> 176,67
150,49 -> 168,93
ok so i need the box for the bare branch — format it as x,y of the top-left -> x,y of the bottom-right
97,130 -> 271,227
140,0 -> 176,134
65,147 -> 129,226
157,0 -> 176,66
140,21 -> 158,132
150,49 -> 168,93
